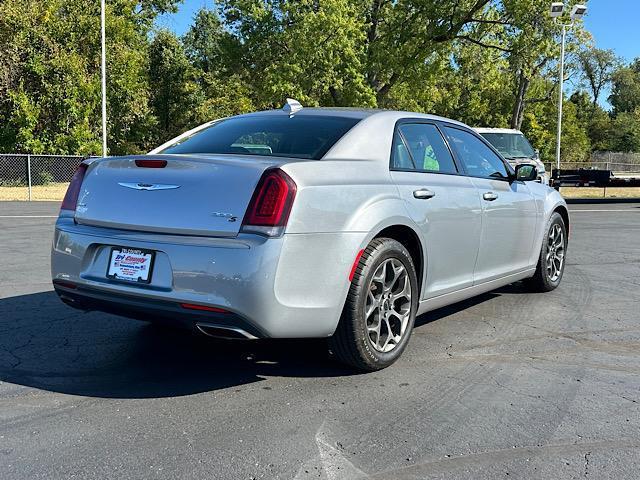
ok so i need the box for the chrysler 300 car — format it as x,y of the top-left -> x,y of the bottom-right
52,100 -> 568,370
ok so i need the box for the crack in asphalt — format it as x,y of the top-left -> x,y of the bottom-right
3,334 -> 35,368
370,440 -> 639,479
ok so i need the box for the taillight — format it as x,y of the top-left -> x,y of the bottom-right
241,169 -> 296,236
60,163 -> 88,211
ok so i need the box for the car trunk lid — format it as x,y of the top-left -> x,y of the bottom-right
75,155 -> 289,237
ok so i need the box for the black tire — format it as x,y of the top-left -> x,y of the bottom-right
525,212 -> 568,292
329,238 -> 419,371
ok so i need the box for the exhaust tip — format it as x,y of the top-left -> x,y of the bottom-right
196,323 -> 258,340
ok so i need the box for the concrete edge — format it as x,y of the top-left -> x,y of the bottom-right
565,198 -> 640,204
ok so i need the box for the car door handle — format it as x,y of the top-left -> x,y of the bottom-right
483,192 -> 498,201
413,189 -> 436,199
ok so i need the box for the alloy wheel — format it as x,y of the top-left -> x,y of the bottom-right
546,223 -> 565,282
364,258 -> 412,353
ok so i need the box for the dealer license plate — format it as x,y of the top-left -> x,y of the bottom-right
107,247 -> 155,283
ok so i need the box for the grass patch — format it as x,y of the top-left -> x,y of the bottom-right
560,187 -> 640,199
0,182 -> 69,201
1,182 -> 638,202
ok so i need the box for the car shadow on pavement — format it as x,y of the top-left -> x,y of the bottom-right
0,291 -> 359,399
414,291 -> 501,329
0,286 -> 518,399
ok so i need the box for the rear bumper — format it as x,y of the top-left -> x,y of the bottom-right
53,282 -> 262,338
51,216 -> 365,338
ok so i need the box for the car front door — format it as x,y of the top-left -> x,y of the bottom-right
442,126 -> 538,283
389,121 -> 482,299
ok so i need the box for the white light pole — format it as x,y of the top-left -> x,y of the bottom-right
101,0 -> 108,157
550,3 -> 587,174
555,22 -> 566,174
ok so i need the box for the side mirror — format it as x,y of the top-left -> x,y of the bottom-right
515,163 -> 537,182
534,149 -> 540,159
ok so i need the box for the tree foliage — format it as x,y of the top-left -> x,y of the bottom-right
578,48 -> 620,109
0,0 -> 180,155
609,59 -> 640,116
0,0 -> 638,160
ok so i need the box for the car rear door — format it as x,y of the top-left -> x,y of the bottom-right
442,125 -> 538,283
389,121 -> 482,299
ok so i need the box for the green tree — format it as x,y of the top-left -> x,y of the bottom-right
359,0 -> 495,105
523,91 -> 590,163
502,1 -> 588,130
183,8 -> 241,75
609,59 -> 640,116
181,9 -> 255,123
2,0 -> 637,158
570,90 -> 613,151
220,0 -> 547,108
578,47 -> 620,110
148,30 -> 203,144
0,0 -> 180,155
608,110 -> 640,152
430,42 -> 513,127
220,0 -> 375,107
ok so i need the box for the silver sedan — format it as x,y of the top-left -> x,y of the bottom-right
52,101 -> 569,370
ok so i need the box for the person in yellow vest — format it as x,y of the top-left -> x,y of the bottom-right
423,144 -> 440,171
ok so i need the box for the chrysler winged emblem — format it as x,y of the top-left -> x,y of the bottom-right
118,182 -> 180,191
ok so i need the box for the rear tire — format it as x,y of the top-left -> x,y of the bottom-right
329,238 -> 418,371
525,212 -> 567,292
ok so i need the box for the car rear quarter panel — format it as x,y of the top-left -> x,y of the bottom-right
281,159 -> 405,234
281,112 -> 418,236
276,126 -> 427,323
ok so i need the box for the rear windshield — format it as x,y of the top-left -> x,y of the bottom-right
159,115 -> 361,160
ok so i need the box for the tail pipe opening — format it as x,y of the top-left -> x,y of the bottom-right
195,323 -> 258,340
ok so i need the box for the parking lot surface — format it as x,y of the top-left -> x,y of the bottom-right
1,201 -> 639,479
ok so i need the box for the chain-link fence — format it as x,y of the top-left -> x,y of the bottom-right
542,152 -> 640,177
1,151 -> 640,201
0,154 -> 85,201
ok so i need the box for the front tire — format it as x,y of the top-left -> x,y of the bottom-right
329,238 -> 418,371
526,212 -> 567,292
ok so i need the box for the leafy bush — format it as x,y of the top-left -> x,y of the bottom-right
0,178 -> 26,187
33,170 -> 54,186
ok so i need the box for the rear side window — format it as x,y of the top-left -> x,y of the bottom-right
392,123 -> 457,174
160,115 -> 360,160
444,127 -> 510,180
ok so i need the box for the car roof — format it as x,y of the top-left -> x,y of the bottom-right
238,107 -> 469,127
474,127 -> 524,135
149,106 -> 472,155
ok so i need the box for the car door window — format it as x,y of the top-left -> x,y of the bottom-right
392,123 -> 457,174
444,127 -> 510,180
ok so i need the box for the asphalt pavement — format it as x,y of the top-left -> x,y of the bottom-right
1,201 -> 639,479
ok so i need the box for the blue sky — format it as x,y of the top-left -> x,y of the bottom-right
583,0 -> 638,63
156,0 -> 211,36
157,0 -> 639,65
